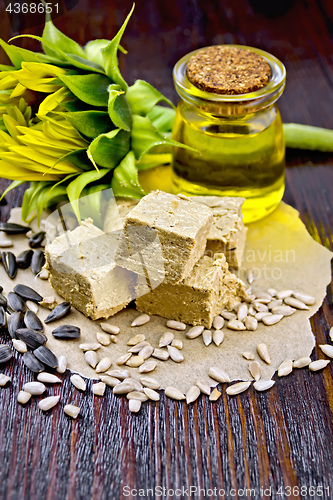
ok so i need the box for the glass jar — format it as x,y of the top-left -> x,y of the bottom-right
171,45 -> 286,223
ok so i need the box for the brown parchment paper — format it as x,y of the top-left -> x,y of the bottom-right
1,202 -> 332,394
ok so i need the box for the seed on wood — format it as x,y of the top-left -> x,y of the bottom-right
221,311 -> 237,321
70,374 -> 86,391
186,385 -> 201,404
113,380 -> 136,394
37,372 -> 61,384
167,345 -> 184,362
139,345 -> 154,360
140,376 -> 160,390
39,395 -> 60,412
253,302 -> 269,313
208,367 -> 230,383
249,361 -> 261,381
38,269 -> 49,280
247,268 -> 256,284
131,314 -> 150,327
292,292 -> 315,306
255,312 -> 271,321
23,351 -> 45,372
126,356 -> 144,368
171,339 -> 183,350
245,316 -> 258,331
34,345 -> 58,369
16,250 -> 34,269
100,323 -> 120,334
0,345 -> 13,364
23,381 -> 46,395
212,316 -> 224,330
95,357 -> 112,373
195,380 -> 211,396
99,375 -> 121,387
127,334 -> 146,346
237,304 -> 248,321
242,352 -> 255,360
0,306 -> 7,329
64,404 -> 80,419
2,251 -> 17,279
213,329 -> 224,346
93,382 -> 106,396
319,345 -> 333,358
31,250 -> 45,275
127,391 -> 148,402
293,356 -> 311,368
12,339 -> 27,353
226,381 -> 251,396
276,290 -> 294,300
24,311 -> 43,332
268,299 -> 283,309
186,326 -> 204,339
128,341 -> 149,353
44,302 -> 70,323
85,350 -> 99,368
124,378 -> 143,391
17,390 -> 31,404
159,331 -> 174,347
8,292 -> 26,313
166,320 -> 186,331
26,300 -> 39,314
152,348 -> 169,361
257,344 -> 271,364
309,359 -> 330,371
271,305 -> 296,316
129,399 -> 141,413
52,324 -> 80,340
278,360 -> 293,377
96,332 -> 111,346
262,314 -> 283,326
14,284 -> 43,303
209,388 -> 221,401
57,356 -> 67,374
253,380 -> 275,392
202,330 -> 212,346
284,297 -> 309,310
117,353 -> 132,365
165,386 -> 185,400
227,319 -> 246,331
267,288 -> 277,297
29,231 -> 46,248
143,387 -> 160,401
107,369 -> 130,380
79,343 -> 100,351
0,373 -> 10,386
0,222 -> 31,234
138,360 -> 157,373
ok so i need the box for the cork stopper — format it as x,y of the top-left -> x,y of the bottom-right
186,46 -> 271,95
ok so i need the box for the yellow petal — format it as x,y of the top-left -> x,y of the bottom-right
0,75 -> 17,91
0,160 -> 59,180
2,114 -> 21,139
15,78 -> 61,93
10,83 -> 27,98
19,62 -> 67,77
38,87 -> 69,116
8,145 -> 80,173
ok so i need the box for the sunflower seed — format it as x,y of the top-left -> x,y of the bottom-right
309,359 -> 330,371
111,335 -> 118,344
262,314 -> 283,326
253,302 -> 269,313
95,357 -> 112,373
139,376 -> 160,390
0,373 -> 10,386
226,381 -> 251,396
212,329 -> 224,346
40,296 -> 58,309
152,348 -> 169,361
171,339 -> 183,350
165,386 -> 185,400
96,332 -> 111,346
93,382 -> 106,396
267,288 -> 277,297
16,328 -> 46,349
276,290 -> 293,300
52,324 -> 80,340
99,375 -> 121,387
254,298 -> 271,304
268,299 -> 283,309
249,361 -> 261,381
23,351 -> 44,372
31,250 -> 45,275
0,237 -> 12,248
126,356 -> 144,368
14,284 -> 43,303
113,380 -> 136,394
159,331 -> 174,347
107,369 -> 129,380
124,378 -> 143,391
0,222 -> 31,234
166,320 -> 186,331
208,367 -> 230,383
209,388 -> 221,401
0,293 -> 8,310
256,291 -> 273,301
242,352 -> 255,360
7,292 -> 26,313
167,345 -> 184,362
117,353 -> 132,365
253,380 -> 275,391
64,404 -> 80,419
278,360 -> 293,377
57,356 -> 67,374
195,380 -> 211,396
293,356 -> 311,368
284,297 -> 308,310
212,316 -> 224,330
29,231 -> 46,248
138,360 -> 157,373
143,387 -> 160,401
85,350 -> 99,368
255,312 -> 272,321
23,381 -> 46,395
44,302 -> 70,323
129,399 -> 141,413
186,385 -> 201,404
292,292 -> 315,306
202,329 -> 212,346
128,341 -> 149,353
257,343 -> 271,364
79,343 -> 100,351
139,345 -> 154,360
247,268 -> 256,284
186,326 -> 204,339
100,323 -> 120,334
38,269 -> 49,280
2,251 -> 17,279
271,305 -> 296,316
244,316 -> 258,331
221,311 -> 237,321
131,314 -> 150,327
0,345 -> 13,364
70,374 -> 86,391
0,306 -> 7,329
127,334 -> 146,346
319,345 -> 333,358
39,395 -> 60,412
227,319 -> 246,331
12,339 -> 27,353
24,310 -> 43,332
17,390 -> 31,404
127,391 -> 148,402
248,305 -> 256,316
34,345 -> 58,369
237,303 -> 248,321
37,372 -> 61,384
16,250 -> 34,269
26,300 -> 39,314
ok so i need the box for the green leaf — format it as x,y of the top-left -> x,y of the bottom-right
84,40 -> 127,67
58,110 -> 113,138
127,80 -> 175,116
22,181 -> 50,222
108,88 -> 132,131
111,151 -> 146,199
148,105 -> 176,133
42,15 -> 86,59
0,180 -> 25,201
79,183 -> 110,228
0,63 -> 15,71
57,73 -> 111,107
87,129 -> 130,169
101,4 -> 134,91
66,168 -> 109,221
35,184 -> 67,222
55,149 -> 94,172
137,153 -> 172,171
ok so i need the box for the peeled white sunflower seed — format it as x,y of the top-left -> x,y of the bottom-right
127,334 -> 146,346
209,388 -> 221,401
248,305 -> 256,316
96,332 -> 111,346
38,269 -> 49,280
255,291 -> 272,301
23,382 -> 46,395
159,331 -> 174,347
39,395 -> 60,411
107,369 -> 129,380
143,387 -> 160,401
93,382 -> 106,396
37,373 -> 61,384
278,360 -> 293,377
309,359 -> 330,371
165,386 -> 185,400
131,314 -> 150,327
186,385 -> 201,404
257,344 -> 271,364
330,327 -> 333,342
245,316 -> 258,331
227,319 -> 246,331
237,303 -> 248,322
113,381 -> 136,395
212,316 -> 224,330
242,352 -> 255,361
100,323 -> 120,334
195,380 -> 211,396
262,314 -> 283,326
70,374 -> 86,391
57,356 -> 67,374
255,312 -> 272,321
127,391 -> 148,402
208,367 -> 230,383
129,399 -> 141,413
271,305 -> 296,316
293,356 -> 311,368
245,294 -> 256,303
166,320 -> 186,331
319,345 -> 333,358
226,381 -> 251,396
17,390 -> 31,404
26,300 -> 39,314
124,378 -> 143,392
12,339 -> 27,353
139,376 -> 160,390
152,348 -> 169,361
247,268 -> 256,284
117,353 -> 132,365
126,356 -> 144,368
276,290 -> 293,300
85,350 -> 99,369
0,374 -> 10,387
221,311 -> 237,321
202,330 -> 212,346
267,288 -> 277,297
268,299 -> 283,309
79,343 -> 100,351
128,341 -> 149,353
186,326 -> 204,339
292,292 -> 315,306
64,404 -> 80,419
171,339 -> 183,350
249,361 -> 261,381
138,345 -> 154,360
95,357 -> 112,373
99,375 -> 120,387
167,346 -> 184,363
213,329 -> 224,346
253,302 -> 269,313
138,360 -> 157,373
284,297 -> 309,310
0,238 -> 13,248
253,380 -> 275,392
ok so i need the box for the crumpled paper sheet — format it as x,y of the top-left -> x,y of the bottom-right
1,202 -> 331,394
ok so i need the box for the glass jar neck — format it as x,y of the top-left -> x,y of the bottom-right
173,45 -> 286,116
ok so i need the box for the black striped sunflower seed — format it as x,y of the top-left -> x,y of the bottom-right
16,328 -> 47,349
52,324 -> 80,340
24,310 -> 43,332
0,306 -> 7,329
0,345 -> 13,364
14,284 -> 43,303
0,286 -> 3,293
44,302 -> 71,324
0,222 -> 31,234
29,231 -> 46,248
0,293 -> 8,310
34,345 -> 58,369
7,292 -> 26,313
2,251 -> 17,279
23,351 -> 44,373
31,250 -> 45,275
8,311 -> 25,338
16,250 -> 34,269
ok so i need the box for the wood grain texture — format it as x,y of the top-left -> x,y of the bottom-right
0,0 -> 333,498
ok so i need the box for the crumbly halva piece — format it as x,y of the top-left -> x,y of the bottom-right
45,219 -> 146,320
103,198 -> 139,234
115,191 -> 213,284
135,255 -> 247,328
192,196 -> 247,269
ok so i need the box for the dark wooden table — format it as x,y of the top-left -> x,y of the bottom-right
1,0 -> 333,498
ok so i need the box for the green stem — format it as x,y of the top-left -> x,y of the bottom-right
283,123 -> 333,152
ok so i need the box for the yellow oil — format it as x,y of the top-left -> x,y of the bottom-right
171,101 -> 285,223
